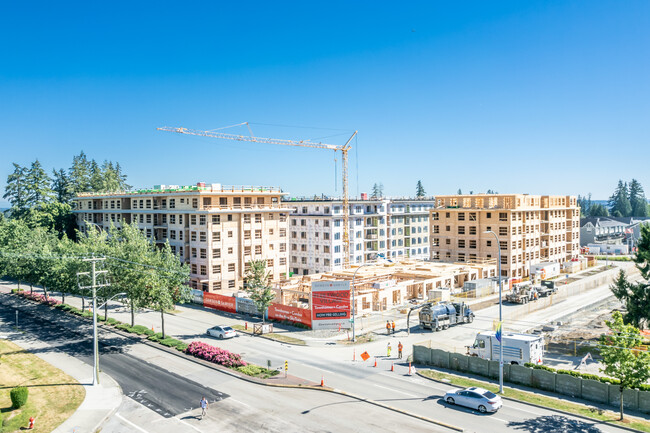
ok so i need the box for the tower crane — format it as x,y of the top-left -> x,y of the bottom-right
157,123 -> 358,269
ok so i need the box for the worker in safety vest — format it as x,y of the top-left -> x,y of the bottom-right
391,320 -> 396,334
386,321 -> 391,335
398,342 -> 403,359
387,342 -> 392,357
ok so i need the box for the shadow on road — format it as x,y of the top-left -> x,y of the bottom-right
508,415 -> 604,433
433,398 -> 498,416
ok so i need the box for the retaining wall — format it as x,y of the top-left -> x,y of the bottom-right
555,374 -> 581,398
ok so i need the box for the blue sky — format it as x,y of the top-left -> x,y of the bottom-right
1,1 -> 649,205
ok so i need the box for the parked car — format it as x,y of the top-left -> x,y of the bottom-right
443,387 -> 502,413
206,325 -> 237,339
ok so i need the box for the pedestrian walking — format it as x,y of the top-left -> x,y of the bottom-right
387,342 -> 392,357
200,396 -> 208,420
386,320 -> 391,335
398,341 -> 403,359
391,320 -> 396,334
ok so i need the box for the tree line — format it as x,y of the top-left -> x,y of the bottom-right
578,179 -> 649,218
0,217 -> 190,337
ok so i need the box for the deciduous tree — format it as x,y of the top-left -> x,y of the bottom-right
244,260 -> 275,324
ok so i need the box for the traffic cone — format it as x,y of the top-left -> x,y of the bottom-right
391,363 -> 394,372
28,417 -> 35,429
151,325 -> 154,332
374,358 -> 377,368
353,349 -> 356,361
320,375 -> 324,387
408,362 -> 412,375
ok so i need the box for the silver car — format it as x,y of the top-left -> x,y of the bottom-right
444,387 -> 502,413
206,325 -> 237,339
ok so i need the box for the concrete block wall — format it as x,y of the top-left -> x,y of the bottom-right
532,369 -> 556,392
449,353 -> 469,371
413,344 -> 432,365
639,390 -> 650,413
468,356 -> 489,377
575,379 -> 609,404
608,385 -> 639,411
431,349 -> 450,369
509,364 -> 533,386
555,374 -> 582,398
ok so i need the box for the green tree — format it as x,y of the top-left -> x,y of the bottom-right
89,160 -> 105,192
416,180 -> 425,198
634,223 -> 650,280
69,151 -> 92,194
610,270 -> 650,329
25,159 -> 54,207
3,163 -> 29,216
629,179 -> 648,217
52,168 -> 75,204
588,203 -> 609,217
457,188 -> 462,195
244,260 -> 275,324
609,180 -> 633,217
114,162 -> 131,190
599,311 -> 650,420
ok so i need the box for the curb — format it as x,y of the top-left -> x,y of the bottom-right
233,327 -> 307,347
6,294 -> 463,432
416,370 -> 643,433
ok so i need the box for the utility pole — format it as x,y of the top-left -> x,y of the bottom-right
77,255 -> 110,386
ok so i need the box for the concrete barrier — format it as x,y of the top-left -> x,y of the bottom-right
555,374 -> 581,398
468,356 -> 489,377
487,360 -> 502,380
608,385 -> 639,411
413,344 -> 432,365
449,353 -> 469,372
431,349 -> 450,369
581,379 -> 609,404
509,364 -> 533,386
638,389 -> 650,414
531,369 -> 556,392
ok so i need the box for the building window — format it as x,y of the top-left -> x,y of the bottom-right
244,214 -> 251,223
192,198 -> 198,208
499,212 -> 507,222
255,245 -> 262,254
212,264 -> 221,273
200,248 -> 207,259
228,263 -> 236,272
228,247 -> 233,254
255,230 -> 262,239
228,231 -> 233,238
228,280 -> 235,289
267,259 -> 274,267
458,239 -> 466,248
255,214 -> 262,223
213,281 -> 221,290
279,257 -> 286,265
191,231 -> 197,241
212,249 -> 221,258
212,232 -> 220,241
458,226 -> 465,235
191,264 -> 197,274
212,215 -> 220,224
200,265 -> 207,276
499,227 -> 508,236
200,232 -> 207,242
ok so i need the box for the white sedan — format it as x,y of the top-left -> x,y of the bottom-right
206,325 -> 237,339
444,387 -> 502,413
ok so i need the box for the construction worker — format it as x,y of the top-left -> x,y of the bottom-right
391,320 -> 396,334
386,320 -> 391,335
387,342 -> 392,357
398,341 -> 403,359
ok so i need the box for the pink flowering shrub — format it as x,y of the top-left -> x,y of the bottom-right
18,291 -> 62,306
185,341 -> 247,368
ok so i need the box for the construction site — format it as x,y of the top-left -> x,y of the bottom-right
274,259 -> 497,315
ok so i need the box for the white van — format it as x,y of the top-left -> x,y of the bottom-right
468,331 -> 544,365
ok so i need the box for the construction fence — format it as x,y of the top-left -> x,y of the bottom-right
413,344 -> 650,414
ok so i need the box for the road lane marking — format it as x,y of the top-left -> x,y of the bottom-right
373,383 -> 418,397
230,398 -> 251,408
115,413 -> 150,433
492,417 -> 508,423
173,416 -> 204,432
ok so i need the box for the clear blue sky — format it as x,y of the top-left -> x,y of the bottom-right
1,1 -> 649,206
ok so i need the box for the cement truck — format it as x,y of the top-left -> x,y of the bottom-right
418,302 -> 474,331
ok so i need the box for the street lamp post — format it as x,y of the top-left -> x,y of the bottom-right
485,230 -> 504,394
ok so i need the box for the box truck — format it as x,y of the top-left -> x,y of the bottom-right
467,331 -> 544,365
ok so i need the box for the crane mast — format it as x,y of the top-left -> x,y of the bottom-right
157,125 -> 357,269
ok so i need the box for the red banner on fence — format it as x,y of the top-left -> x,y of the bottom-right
203,292 -> 237,313
267,303 -> 312,328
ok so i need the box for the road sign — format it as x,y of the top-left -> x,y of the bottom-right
311,280 -> 351,330
360,351 -> 370,361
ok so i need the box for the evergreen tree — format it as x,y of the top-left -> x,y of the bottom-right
25,159 -> 54,207
89,159 -> 105,192
69,151 -> 92,194
608,180 -> 632,217
114,162 -> 131,190
52,168 -> 74,203
3,163 -> 28,216
416,180 -> 426,198
371,183 -> 382,199
588,203 -> 609,217
629,179 -> 648,217
457,188 -> 462,195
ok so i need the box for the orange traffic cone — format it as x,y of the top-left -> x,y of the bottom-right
408,362 -> 412,375
28,417 -> 35,429
320,375 -> 324,387
391,363 -> 394,372
353,349 -> 356,361
374,358 -> 377,368
151,325 -> 154,332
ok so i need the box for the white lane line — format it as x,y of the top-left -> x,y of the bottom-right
115,413 -> 151,433
373,383 -> 419,397
491,417 -> 508,423
230,398 -> 251,408
172,416 -> 204,432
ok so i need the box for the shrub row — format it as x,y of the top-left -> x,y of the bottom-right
185,341 -> 246,368
15,290 -> 62,306
522,362 -> 642,387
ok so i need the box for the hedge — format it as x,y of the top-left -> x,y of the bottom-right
185,341 -> 246,367
525,362 -> 621,385
10,386 -> 29,409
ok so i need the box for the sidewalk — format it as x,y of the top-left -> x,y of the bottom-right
0,322 -> 123,433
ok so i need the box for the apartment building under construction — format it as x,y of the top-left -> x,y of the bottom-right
285,198 -> 436,275
73,183 -> 290,294
430,194 -> 580,278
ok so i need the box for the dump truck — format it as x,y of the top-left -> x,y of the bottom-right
536,280 -> 558,297
505,281 -> 539,304
467,331 -> 544,365
418,302 -> 474,331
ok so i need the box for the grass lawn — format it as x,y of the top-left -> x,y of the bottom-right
0,339 -> 85,433
420,369 -> 650,432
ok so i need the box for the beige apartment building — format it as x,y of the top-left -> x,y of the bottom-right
430,194 -> 580,278
73,183 -> 290,294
